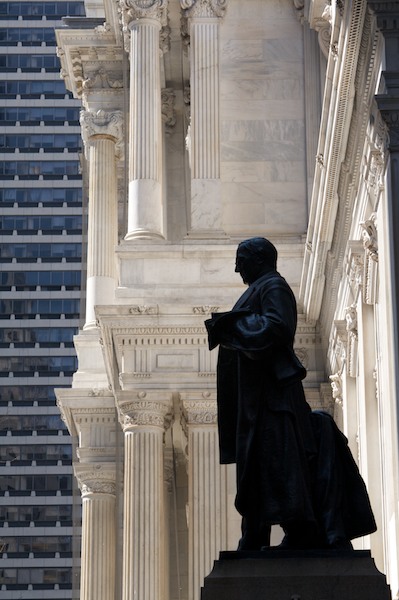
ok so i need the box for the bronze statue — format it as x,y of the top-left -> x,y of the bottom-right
205,237 -> 376,551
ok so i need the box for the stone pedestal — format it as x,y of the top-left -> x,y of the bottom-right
201,550 -> 391,600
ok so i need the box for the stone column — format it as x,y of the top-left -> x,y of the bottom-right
74,464 -> 117,600
118,391 -> 173,600
120,0 -> 167,240
181,391 -> 228,600
181,0 -> 227,238
80,110 -> 123,328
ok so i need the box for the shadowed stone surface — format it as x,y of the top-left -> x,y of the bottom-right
201,550 -> 390,600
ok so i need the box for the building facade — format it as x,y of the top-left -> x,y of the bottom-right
0,0 -> 85,596
55,1 -> 399,599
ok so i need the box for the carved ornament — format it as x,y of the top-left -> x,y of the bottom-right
82,67 -> 123,91
180,0 -> 227,19
119,0 -> 167,32
360,213 -> 378,262
345,304 -> 358,378
193,305 -> 219,315
161,88 -> 177,133
75,464 -> 117,497
129,305 -> 159,314
329,372 -> 343,407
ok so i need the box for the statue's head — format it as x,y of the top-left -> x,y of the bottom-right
235,237 -> 278,285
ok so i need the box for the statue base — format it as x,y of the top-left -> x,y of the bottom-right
201,549 -> 390,600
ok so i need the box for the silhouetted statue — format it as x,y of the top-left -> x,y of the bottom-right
205,237 -> 376,551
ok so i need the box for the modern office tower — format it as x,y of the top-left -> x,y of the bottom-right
0,0 -> 84,597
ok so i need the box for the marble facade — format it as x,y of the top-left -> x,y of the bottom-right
55,1 -> 399,599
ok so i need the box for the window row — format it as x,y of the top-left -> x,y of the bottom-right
0,503 -> 72,523
0,270 -> 81,290
0,1 -> 85,18
0,327 -> 76,346
0,243 -> 81,260
0,567 -> 72,587
1,535 -> 72,554
0,356 -> 77,376
0,298 -> 81,317
0,79 -> 71,98
0,385 -> 59,404
0,27 -> 56,45
0,443 -> 72,463
0,54 -> 59,71
0,133 -> 81,151
0,474 -> 72,493
0,215 -> 82,233
0,414 -> 67,432
0,107 -> 80,124
0,160 -> 81,177
0,187 -> 82,206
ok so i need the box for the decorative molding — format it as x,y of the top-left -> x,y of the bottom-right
180,0 -> 227,19
80,109 -> 124,158
345,242 -> 364,295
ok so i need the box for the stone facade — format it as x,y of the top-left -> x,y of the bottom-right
55,1 -> 399,599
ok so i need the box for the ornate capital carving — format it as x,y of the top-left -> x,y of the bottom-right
181,0 -> 227,19
119,0 -> 167,31
74,464 -> 117,498
181,392 -> 217,431
80,109 -> 124,158
119,394 -> 173,431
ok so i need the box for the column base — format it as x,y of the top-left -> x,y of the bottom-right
124,229 -> 165,241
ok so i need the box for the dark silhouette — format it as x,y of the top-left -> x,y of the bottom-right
205,237 -> 376,551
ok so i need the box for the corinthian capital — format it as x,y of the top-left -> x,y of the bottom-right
181,0 -> 227,18
80,109 -> 124,158
118,393 -> 173,432
74,464 -> 117,498
120,0 -> 168,27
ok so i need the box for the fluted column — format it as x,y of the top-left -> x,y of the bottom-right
119,0 -> 167,239
181,391 -> 228,600
80,110 -> 123,328
75,465 -> 117,600
181,0 -> 227,237
118,392 -> 173,600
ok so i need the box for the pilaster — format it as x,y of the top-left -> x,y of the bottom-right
119,0 -> 168,239
117,390 -> 173,600
180,391 -> 228,600
80,109 -> 123,328
181,0 -> 227,238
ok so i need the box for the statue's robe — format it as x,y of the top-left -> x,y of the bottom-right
206,270 -> 376,547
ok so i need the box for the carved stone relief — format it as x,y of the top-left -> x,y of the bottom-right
180,0 -> 227,19
345,304 -> 358,377
80,109 -> 124,158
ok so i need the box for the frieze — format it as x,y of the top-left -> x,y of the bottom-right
180,0 -> 227,19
